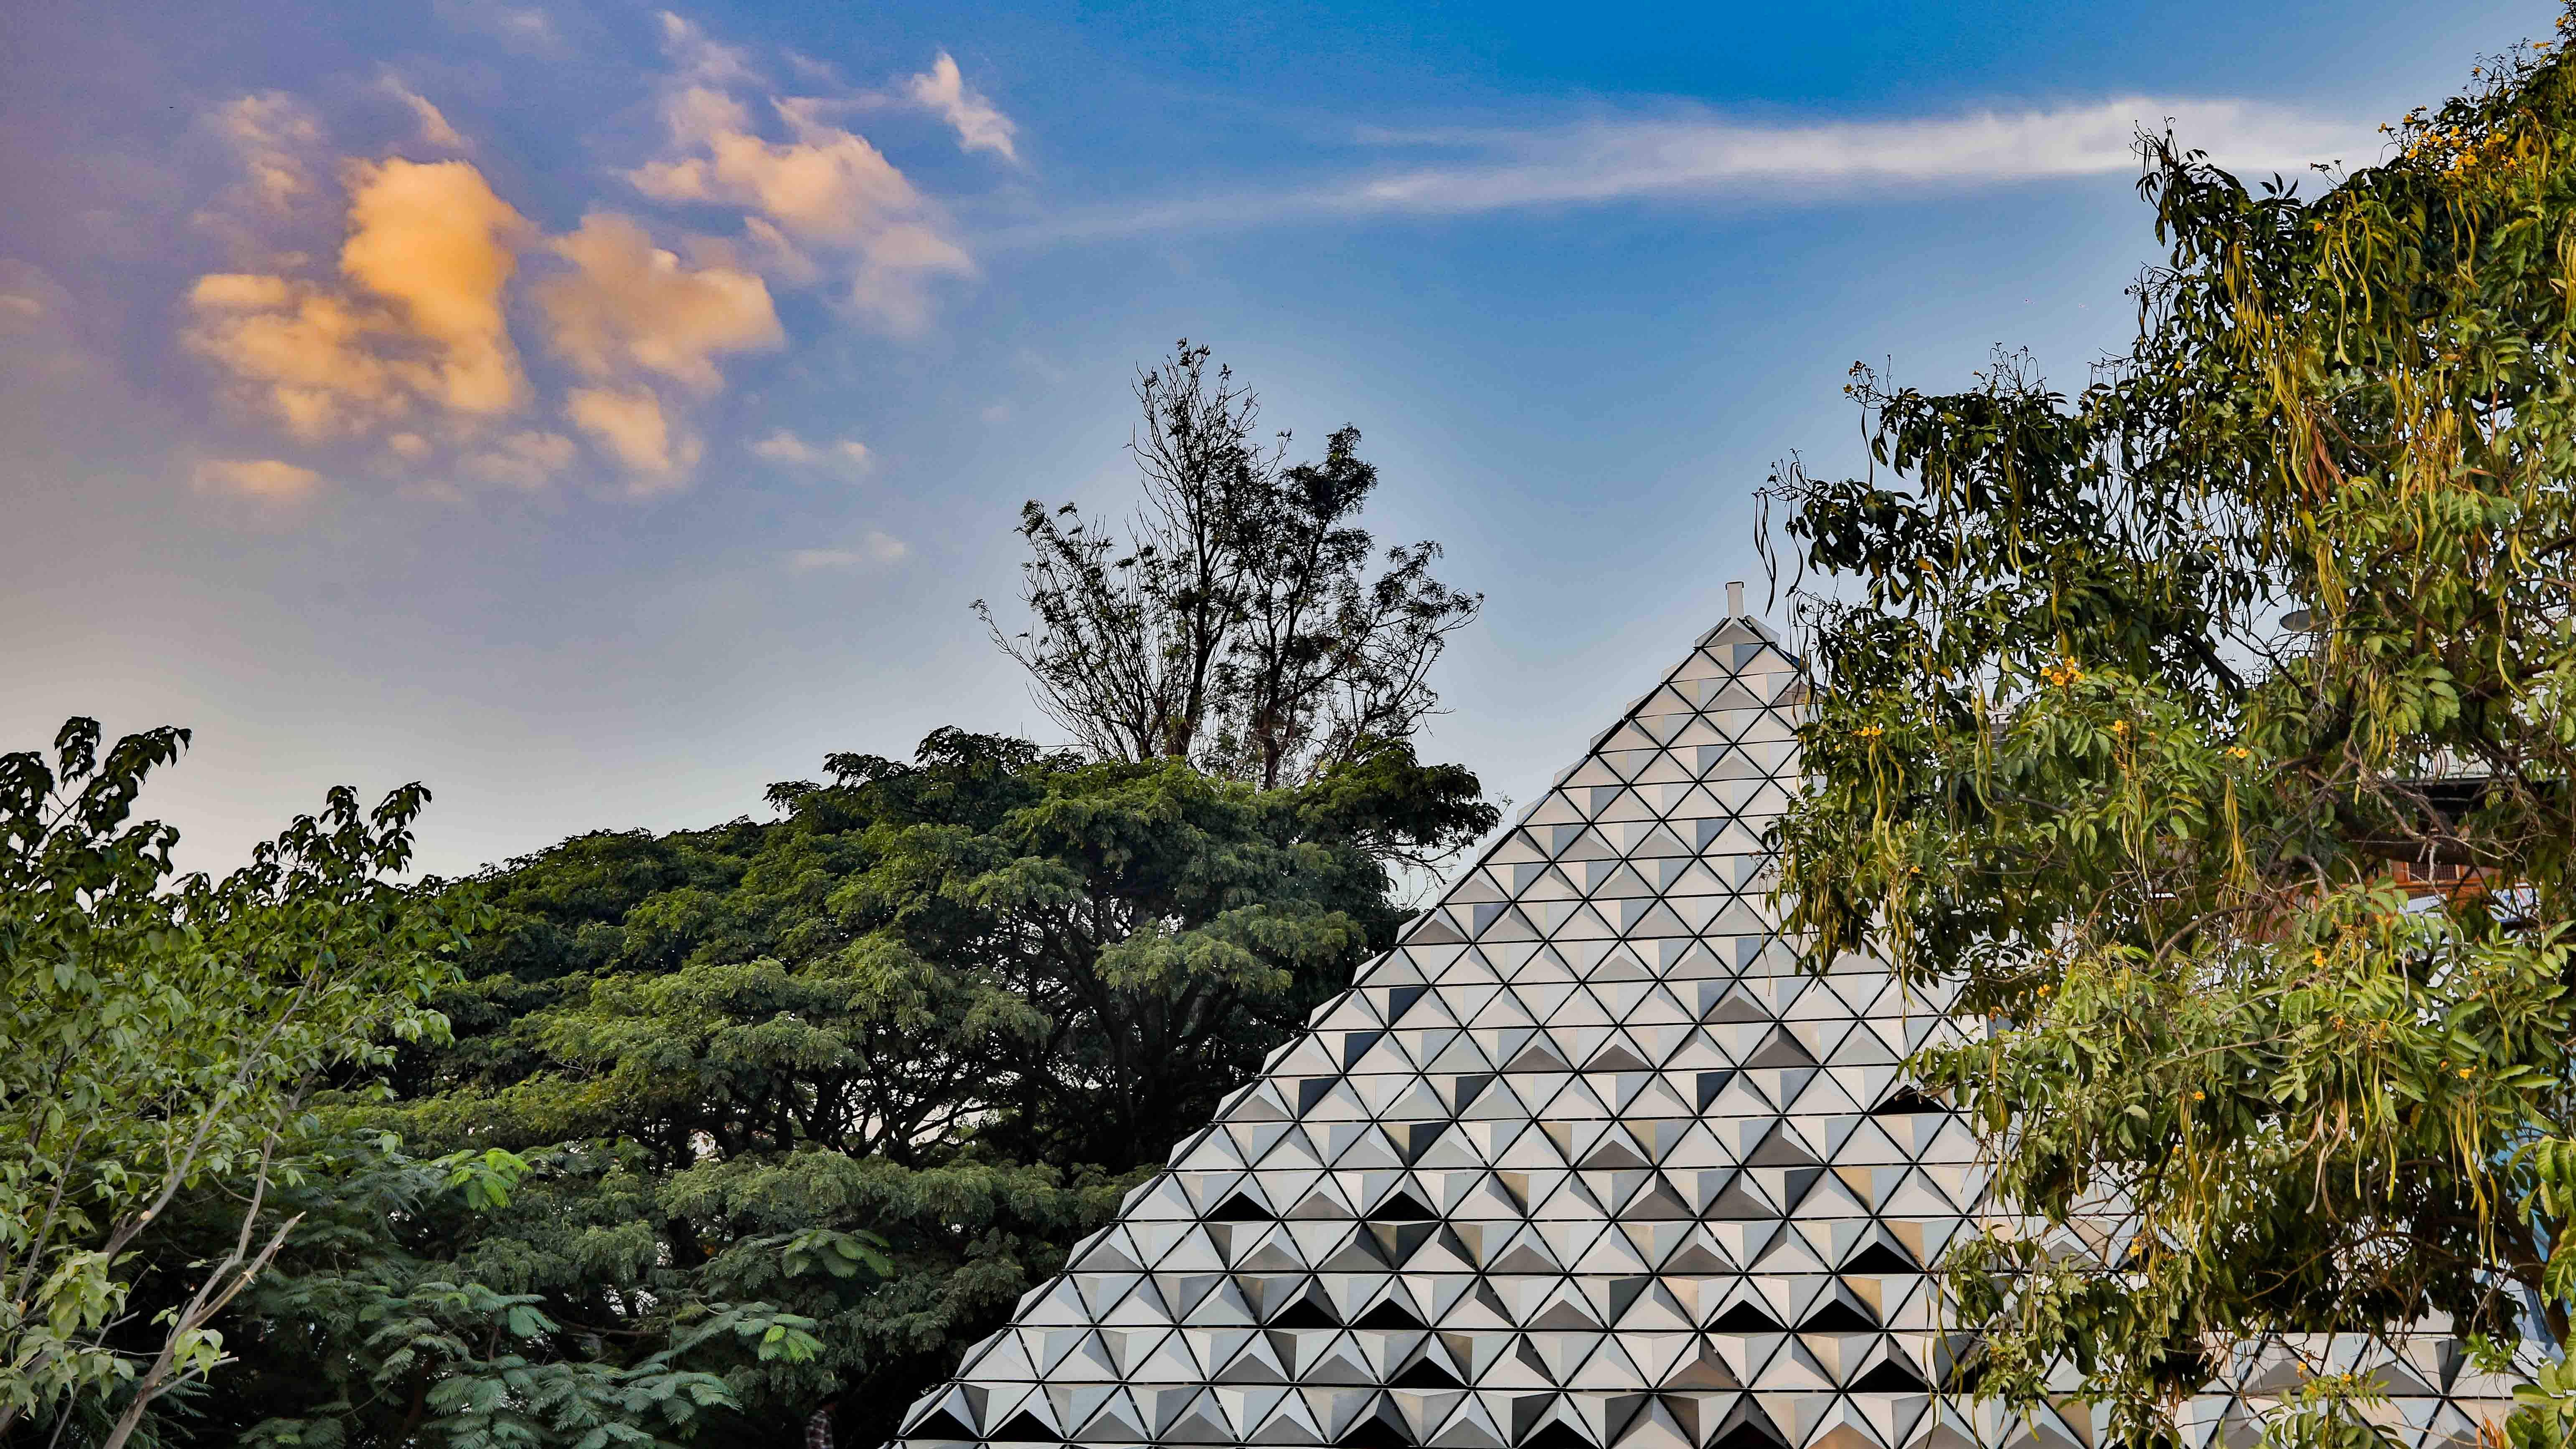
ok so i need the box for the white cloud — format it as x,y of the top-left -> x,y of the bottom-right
211,92 -> 325,213
751,428 -> 870,470
193,457 -> 324,500
1337,99 -> 2364,215
657,10 -> 759,87
904,52 -> 1017,162
566,385 -> 698,488
433,0 -> 561,53
629,22 -> 973,332
787,532 -> 907,569
1002,96 -> 2371,244
536,211 -> 782,391
384,77 -> 469,151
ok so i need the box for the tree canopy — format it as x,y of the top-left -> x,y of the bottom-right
1764,19 -> 2576,1446
173,727 -> 1493,1449
979,343 -> 1482,789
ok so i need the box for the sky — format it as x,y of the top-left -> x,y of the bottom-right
0,0 -> 2556,879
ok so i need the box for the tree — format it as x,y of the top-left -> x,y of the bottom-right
1764,20 -> 2576,1446
0,720 -> 472,1449
182,727 -> 1495,1449
977,342 -> 1483,789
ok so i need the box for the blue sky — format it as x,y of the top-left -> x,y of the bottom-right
0,0 -> 2553,876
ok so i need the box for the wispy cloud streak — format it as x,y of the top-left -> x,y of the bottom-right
1000,96 -> 2376,245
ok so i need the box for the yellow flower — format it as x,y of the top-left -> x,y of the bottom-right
2111,720 -> 2129,735
2228,746 -> 2251,759
2459,1068 -> 2474,1079
2192,1091 -> 2205,1101
1856,724 -> 1885,739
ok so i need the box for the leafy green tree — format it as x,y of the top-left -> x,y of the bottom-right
1763,19 -> 2576,1446
0,721 -> 471,1449
978,343 -> 1483,789
187,726 -> 1493,1449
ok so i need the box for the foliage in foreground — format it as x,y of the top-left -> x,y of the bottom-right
1765,16 -> 2576,1446
0,721 -> 472,1449
175,729 -> 1493,1449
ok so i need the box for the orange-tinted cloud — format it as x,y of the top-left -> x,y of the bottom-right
193,457 -> 325,500
566,385 -> 698,488
185,157 -> 528,437
536,212 -> 782,391
466,429 -> 577,489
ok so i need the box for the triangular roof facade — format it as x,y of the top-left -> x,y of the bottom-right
888,618 -> 2512,1449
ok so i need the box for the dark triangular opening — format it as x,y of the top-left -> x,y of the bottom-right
1370,1189 -> 1437,1221
1353,1297 -> 1429,1330
1341,1030 -> 1385,1067
1338,1404 -> 1415,1449
1709,1420 -> 1786,1449
1850,1359 -> 1931,1393
987,1410 -> 1060,1442
1211,1191 -> 1274,1222
1707,1400 -> 1785,1449
1797,1298 -> 1878,1332
1387,984 -> 1430,1022
1518,1422 -> 1596,1449
1391,1355 -> 1466,1389
1708,1300 -> 1784,1332
1271,1296 -> 1340,1329
911,1409 -> 977,1441
1841,1241 -> 1917,1274
1870,1084 -> 1950,1115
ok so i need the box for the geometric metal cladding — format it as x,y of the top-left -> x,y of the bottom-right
887,614 -> 2516,1449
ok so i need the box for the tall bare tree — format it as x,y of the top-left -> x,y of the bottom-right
977,342 -> 1479,787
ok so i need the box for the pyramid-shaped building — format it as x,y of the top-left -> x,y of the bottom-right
888,615 -> 2516,1449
